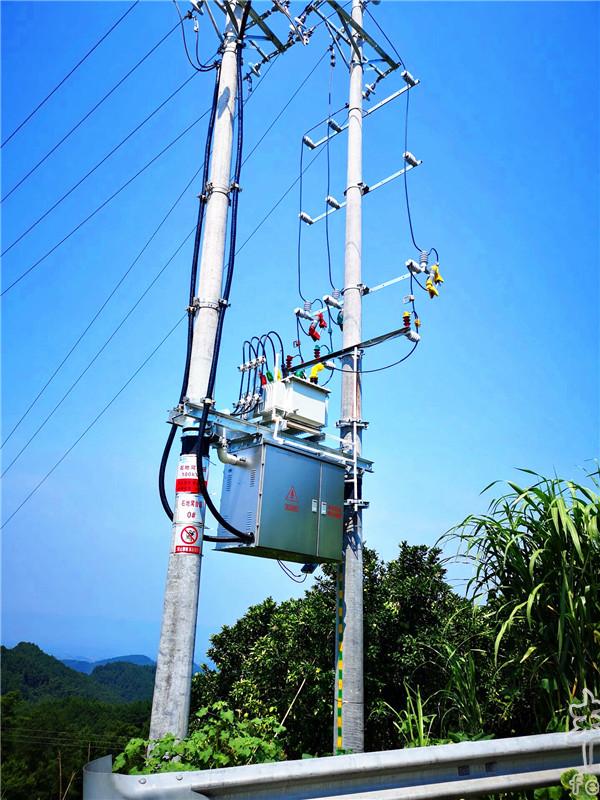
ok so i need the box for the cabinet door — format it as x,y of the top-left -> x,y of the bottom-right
259,445 -> 320,560
317,462 -> 344,562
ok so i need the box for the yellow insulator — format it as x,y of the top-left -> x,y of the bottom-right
432,264 -> 444,285
310,363 -> 325,381
414,317 -> 421,328
426,277 -> 439,298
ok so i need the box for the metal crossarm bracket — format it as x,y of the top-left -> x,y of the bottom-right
304,83 -> 417,150
300,163 -> 420,225
326,0 -> 401,70
344,499 -> 370,508
240,0 -> 286,52
294,325 -> 411,371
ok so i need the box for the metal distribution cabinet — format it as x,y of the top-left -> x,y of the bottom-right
216,440 -> 344,563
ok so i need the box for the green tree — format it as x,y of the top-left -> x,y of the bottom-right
191,543 -> 486,755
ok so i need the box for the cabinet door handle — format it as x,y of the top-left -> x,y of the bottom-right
311,499 -> 318,513
321,502 -> 327,515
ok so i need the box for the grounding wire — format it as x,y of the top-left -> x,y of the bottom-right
1,1 -> 140,149
1,228 -> 196,477
1,105 -> 211,298
1,167 -> 203,449
1,315 -> 186,530
2,72 -> 200,256
2,20 -> 181,203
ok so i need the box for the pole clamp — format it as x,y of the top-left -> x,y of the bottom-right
344,181 -> 369,196
337,418 -> 369,429
187,298 -> 221,313
230,181 -> 242,193
205,182 -> 231,199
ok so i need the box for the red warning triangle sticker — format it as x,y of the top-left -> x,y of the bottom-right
286,486 -> 298,503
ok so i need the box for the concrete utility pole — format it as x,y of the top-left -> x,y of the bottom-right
150,2 -> 241,741
335,0 -> 364,754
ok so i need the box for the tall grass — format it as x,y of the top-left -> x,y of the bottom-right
443,470 -> 600,725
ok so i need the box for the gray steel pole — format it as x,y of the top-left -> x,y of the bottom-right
150,3 -> 241,741
334,0 -> 364,755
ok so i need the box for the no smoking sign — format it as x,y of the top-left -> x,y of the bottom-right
180,526 -> 199,545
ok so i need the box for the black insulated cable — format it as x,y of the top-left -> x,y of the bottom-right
1,19 -> 181,203
158,65 -> 221,522
1,1 -> 140,149
172,0 -> 219,72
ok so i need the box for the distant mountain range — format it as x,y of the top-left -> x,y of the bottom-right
1,642 -> 156,703
62,654 -> 155,674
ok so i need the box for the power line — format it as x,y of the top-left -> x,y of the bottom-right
1,19 -> 180,203
1,168 -> 202,449
242,46 -> 329,167
2,72 -> 199,256
236,144 -> 324,255
1,107 -> 210,298
1,228 -> 195,477
1,1 -> 140,149
1,314 -> 186,530
364,6 -> 405,67
1,59 -> 280,445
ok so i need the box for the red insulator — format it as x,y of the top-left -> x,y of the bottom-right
308,323 -> 321,342
285,354 -> 293,370
260,373 -> 267,386
317,312 -> 327,329
314,345 -> 321,359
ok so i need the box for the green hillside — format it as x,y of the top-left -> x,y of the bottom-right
1,643 -> 121,703
1,642 -> 155,703
91,661 -> 156,702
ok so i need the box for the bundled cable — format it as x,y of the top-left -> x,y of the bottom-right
159,3 -> 255,545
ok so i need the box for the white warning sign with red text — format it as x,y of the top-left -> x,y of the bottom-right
171,454 -> 208,556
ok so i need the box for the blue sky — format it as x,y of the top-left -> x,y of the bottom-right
1,1 -> 598,663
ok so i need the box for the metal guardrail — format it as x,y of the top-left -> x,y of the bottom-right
83,730 -> 600,799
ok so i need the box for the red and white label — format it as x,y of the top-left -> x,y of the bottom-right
172,454 -> 207,555
285,486 -> 299,512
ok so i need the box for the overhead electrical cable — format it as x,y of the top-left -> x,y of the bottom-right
1,106 -> 211,297
1,0 -> 140,148
1,229 -> 195,476
364,6 -> 405,67
2,72 -> 200,256
4,49 -> 279,453
236,144 -> 324,256
1,19 -> 181,203
2,32 -> 281,298
0,166 -> 202,449
1,314 -> 186,530
172,0 -> 218,71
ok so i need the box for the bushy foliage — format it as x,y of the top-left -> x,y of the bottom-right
113,701 -> 285,773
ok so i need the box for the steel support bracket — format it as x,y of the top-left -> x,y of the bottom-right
344,499 -> 370,509
337,418 -> 369,429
